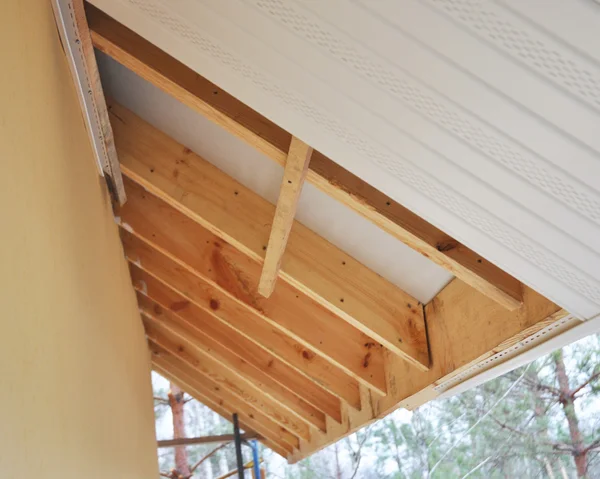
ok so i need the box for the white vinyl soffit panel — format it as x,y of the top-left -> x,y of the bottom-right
89,0 -> 600,319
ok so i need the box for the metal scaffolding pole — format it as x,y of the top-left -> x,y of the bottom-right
233,413 -> 245,478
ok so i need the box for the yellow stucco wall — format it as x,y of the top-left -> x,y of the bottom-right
0,1 -> 159,477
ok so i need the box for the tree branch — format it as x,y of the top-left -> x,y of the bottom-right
461,456 -> 492,479
571,371 -> 600,398
427,412 -> 466,448
190,443 -> 229,473
349,426 -> 372,479
489,415 -> 572,452
584,438 -> 600,454
520,376 -> 561,397
430,364 -> 530,477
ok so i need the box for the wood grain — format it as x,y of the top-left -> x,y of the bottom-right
122,227 -> 387,393
110,101 -> 428,371
135,281 -> 342,422
289,280 -> 562,462
139,293 -> 328,431
259,137 -> 312,297
131,264 -> 360,409
145,318 -> 311,440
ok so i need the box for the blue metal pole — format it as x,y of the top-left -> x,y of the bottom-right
251,440 -> 261,478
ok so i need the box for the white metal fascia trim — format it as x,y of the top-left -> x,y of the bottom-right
51,0 -> 126,204
436,313 -> 600,400
52,0 -> 106,176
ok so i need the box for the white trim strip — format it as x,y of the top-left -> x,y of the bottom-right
51,0 -> 126,204
52,0 -> 108,176
436,314 -> 600,399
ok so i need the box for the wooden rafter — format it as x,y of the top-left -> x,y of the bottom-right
139,293 -> 328,432
152,345 -> 301,450
116,177 -> 384,395
130,264 -> 361,409
121,227 -> 387,393
110,102 -> 428,372
259,137 -> 312,297
146,318 -> 311,441
86,3 -> 522,310
102,99 -> 567,463
135,282 -> 341,422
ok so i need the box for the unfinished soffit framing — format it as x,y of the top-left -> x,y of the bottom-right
54,0 -> 600,463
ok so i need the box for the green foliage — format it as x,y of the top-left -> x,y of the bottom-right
152,334 -> 600,478
283,334 -> 600,478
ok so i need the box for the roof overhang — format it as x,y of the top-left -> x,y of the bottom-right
54,0 -> 600,463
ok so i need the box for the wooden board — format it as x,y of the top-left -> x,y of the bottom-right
131,264 -> 360,409
139,293 -> 328,431
259,136 -> 312,297
289,280 -> 564,461
122,227 -> 387,393
110,100 -> 429,370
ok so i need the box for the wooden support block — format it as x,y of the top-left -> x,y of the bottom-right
259,137 -> 312,297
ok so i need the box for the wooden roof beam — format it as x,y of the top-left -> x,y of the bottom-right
110,101 -> 428,372
139,293 -> 328,431
135,283 -> 341,423
130,264 -> 360,409
145,319 -> 311,440
151,344 -> 300,451
152,362 -> 292,458
139,288 -> 341,422
259,137 -> 312,297
115,178 -> 375,400
121,227 -> 387,393
86,3 -> 522,310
